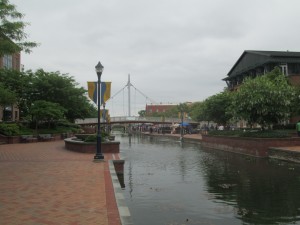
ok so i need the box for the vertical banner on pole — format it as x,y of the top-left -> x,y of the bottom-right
87,81 -> 97,104
100,82 -> 111,105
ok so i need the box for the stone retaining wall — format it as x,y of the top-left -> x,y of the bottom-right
64,138 -> 120,154
201,135 -> 300,158
269,148 -> 300,163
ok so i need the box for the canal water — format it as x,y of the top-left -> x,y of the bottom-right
117,134 -> 300,225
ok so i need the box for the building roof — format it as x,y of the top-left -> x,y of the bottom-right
223,50 -> 300,80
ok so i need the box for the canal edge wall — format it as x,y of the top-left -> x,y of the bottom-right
142,132 -> 300,162
202,135 -> 300,159
109,160 -> 133,225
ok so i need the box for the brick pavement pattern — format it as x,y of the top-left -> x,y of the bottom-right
0,140 -> 121,225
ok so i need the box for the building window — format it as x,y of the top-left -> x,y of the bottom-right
3,54 -> 13,69
280,64 -> 288,75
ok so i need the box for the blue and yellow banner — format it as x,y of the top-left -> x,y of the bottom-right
100,82 -> 111,105
87,81 -> 111,105
87,81 -> 97,104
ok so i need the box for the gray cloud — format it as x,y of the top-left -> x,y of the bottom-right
12,0 -> 300,116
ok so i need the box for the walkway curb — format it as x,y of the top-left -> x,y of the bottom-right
109,160 -> 133,225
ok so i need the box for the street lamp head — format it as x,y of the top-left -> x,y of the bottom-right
95,61 -> 104,77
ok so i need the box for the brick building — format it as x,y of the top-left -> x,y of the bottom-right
0,52 -> 21,121
145,104 -> 176,116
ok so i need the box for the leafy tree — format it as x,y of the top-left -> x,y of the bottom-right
232,68 -> 295,129
138,110 -> 146,117
290,85 -> 300,118
189,101 -> 208,122
85,103 -> 98,118
29,69 -> 94,122
0,0 -> 38,56
0,82 -> 16,121
0,68 -> 32,118
0,69 -> 95,122
202,91 -> 232,125
160,106 -> 178,118
177,103 -> 189,119
30,100 -> 66,131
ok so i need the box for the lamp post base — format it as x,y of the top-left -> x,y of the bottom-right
93,154 -> 104,162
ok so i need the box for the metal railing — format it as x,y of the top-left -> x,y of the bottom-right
75,116 -> 196,124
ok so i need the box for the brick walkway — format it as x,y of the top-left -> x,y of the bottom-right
0,140 -> 121,225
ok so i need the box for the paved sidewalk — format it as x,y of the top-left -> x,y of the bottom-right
0,140 -> 121,225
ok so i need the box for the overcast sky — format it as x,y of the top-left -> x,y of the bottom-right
11,0 -> 300,116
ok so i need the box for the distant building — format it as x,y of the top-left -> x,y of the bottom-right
0,52 -> 21,121
145,104 -> 176,116
223,50 -> 300,90
223,50 -> 300,125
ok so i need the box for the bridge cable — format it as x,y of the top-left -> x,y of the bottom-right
131,84 -> 157,104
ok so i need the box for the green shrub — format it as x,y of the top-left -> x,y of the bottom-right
84,132 -> 109,142
208,129 -> 290,138
0,123 -> 20,136
273,123 -> 296,130
84,135 -> 97,142
208,130 -> 244,137
239,130 -> 290,138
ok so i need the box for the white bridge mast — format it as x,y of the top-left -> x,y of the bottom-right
127,74 -> 132,117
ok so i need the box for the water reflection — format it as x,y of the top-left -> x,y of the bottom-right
118,134 -> 300,225
200,150 -> 300,224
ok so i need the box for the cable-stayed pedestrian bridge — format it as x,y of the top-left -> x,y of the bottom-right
75,116 -> 197,125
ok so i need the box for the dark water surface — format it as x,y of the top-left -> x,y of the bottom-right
117,134 -> 300,225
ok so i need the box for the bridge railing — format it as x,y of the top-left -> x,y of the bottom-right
75,116 -> 197,124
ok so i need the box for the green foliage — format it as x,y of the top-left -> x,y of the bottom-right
191,91 -> 232,124
84,132 -> 109,142
273,123 -> 296,130
189,101 -> 206,121
0,69 -> 32,118
29,69 -> 94,122
232,68 -> 295,129
239,130 -> 290,138
0,69 -> 96,122
0,123 -> 19,135
0,82 -> 16,107
291,85 -> 300,117
138,110 -> 146,117
208,130 -> 290,138
0,0 -> 38,56
30,100 -> 66,122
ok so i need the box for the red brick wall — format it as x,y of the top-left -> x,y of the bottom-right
202,135 -> 300,157
145,104 -> 175,115
65,139 -> 120,154
113,160 -> 124,174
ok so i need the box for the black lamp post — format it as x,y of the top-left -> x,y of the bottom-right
94,61 -> 104,161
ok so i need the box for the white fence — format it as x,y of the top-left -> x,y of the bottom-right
75,116 -> 196,124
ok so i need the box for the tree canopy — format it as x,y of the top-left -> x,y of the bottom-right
0,0 -> 38,56
0,82 -> 15,113
190,91 -> 232,125
0,68 -> 97,122
232,68 -> 295,128
30,100 -> 66,130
